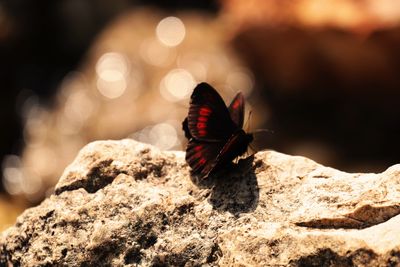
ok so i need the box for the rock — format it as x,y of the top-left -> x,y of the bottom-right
1,139 -> 400,266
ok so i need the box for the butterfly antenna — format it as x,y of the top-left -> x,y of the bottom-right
245,110 -> 252,132
252,129 -> 274,134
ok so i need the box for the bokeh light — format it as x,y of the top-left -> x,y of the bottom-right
64,90 -> 94,124
2,155 -> 23,195
96,52 -> 130,99
159,68 -> 195,102
139,38 -> 176,67
156,16 -> 186,47
226,68 -> 254,96
2,155 -> 42,200
149,123 -> 178,150
177,54 -> 208,81
131,122 -> 179,150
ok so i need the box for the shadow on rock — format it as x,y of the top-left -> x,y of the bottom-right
190,155 -> 260,215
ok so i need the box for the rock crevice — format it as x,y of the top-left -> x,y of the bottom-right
296,203 -> 400,229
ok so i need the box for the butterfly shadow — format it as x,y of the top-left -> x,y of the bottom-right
191,155 -> 260,216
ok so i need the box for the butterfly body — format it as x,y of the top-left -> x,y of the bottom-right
182,83 -> 253,179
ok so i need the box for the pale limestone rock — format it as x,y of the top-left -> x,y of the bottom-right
1,139 -> 400,266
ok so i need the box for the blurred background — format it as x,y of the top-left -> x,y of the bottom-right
1,0 -> 400,231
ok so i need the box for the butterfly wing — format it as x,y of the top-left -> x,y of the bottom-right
228,92 -> 245,128
187,83 -> 237,141
184,83 -> 250,178
182,117 -> 192,140
187,131 -> 253,179
185,139 -> 224,177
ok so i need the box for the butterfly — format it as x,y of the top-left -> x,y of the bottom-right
182,82 -> 253,179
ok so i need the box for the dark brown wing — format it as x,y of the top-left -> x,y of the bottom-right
187,131 -> 252,179
182,117 -> 191,140
228,92 -> 245,128
187,83 -> 237,141
185,139 -> 224,177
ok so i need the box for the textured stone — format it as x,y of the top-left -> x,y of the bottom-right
1,139 -> 400,266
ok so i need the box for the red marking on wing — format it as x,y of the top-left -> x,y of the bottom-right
199,158 -> 206,165
186,83 -> 239,141
186,138 -> 224,177
228,92 -> 245,128
198,116 -> 207,122
199,107 -> 211,116
197,122 -> 206,129
190,151 -> 207,170
232,99 -> 240,109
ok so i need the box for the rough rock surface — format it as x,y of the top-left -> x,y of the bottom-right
1,139 -> 400,266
